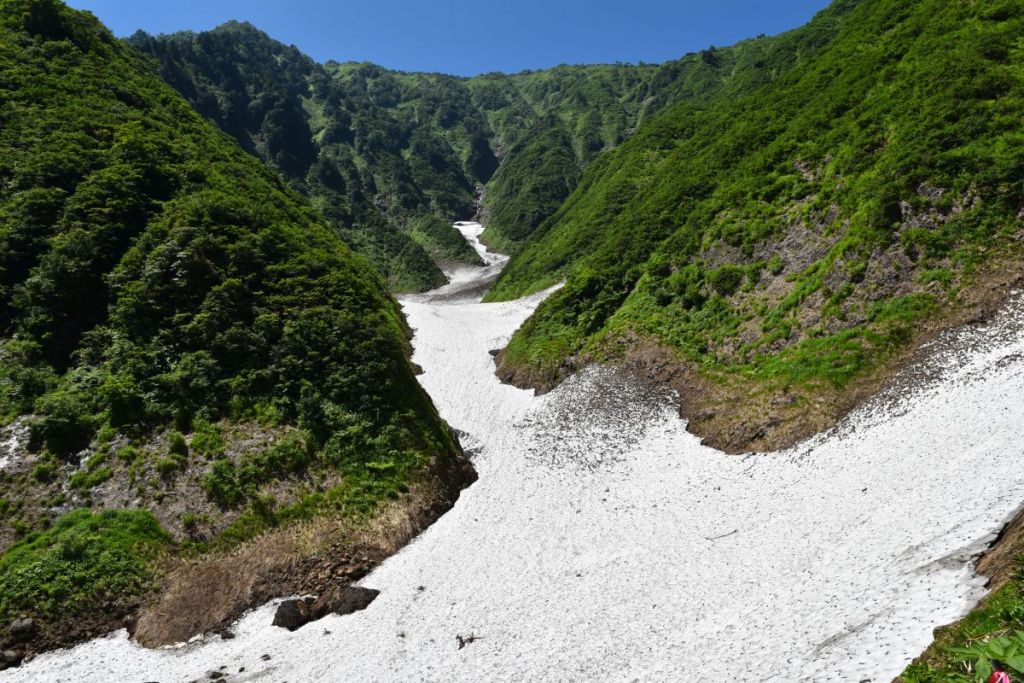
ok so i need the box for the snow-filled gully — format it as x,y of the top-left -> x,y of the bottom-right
10,223 -> 1024,682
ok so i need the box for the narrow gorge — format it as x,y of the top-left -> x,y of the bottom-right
2,1 -> 1024,680
9,225 -> 1024,682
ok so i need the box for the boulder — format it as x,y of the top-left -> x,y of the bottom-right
272,587 -> 380,631
7,618 -> 34,643
0,649 -> 23,670
322,586 -> 379,616
271,597 -> 314,631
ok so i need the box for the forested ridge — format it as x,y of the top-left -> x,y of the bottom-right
131,23 -> 767,284
0,0 -> 465,651
129,23 -> 482,292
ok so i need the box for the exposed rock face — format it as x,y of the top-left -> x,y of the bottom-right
272,587 -> 381,631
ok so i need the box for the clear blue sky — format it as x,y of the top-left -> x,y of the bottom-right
66,0 -> 833,76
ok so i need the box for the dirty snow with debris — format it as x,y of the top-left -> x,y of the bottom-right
7,222 -> 1024,682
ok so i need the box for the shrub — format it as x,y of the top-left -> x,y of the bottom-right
709,265 -> 746,297
116,445 -> 140,463
180,512 -> 199,536
202,459 -> 242,509
69,466 -> 112,491
32,459 -> 57,483
189,420 -> 224,459
155,457 -> 179,479
30,390 -> 94,458
166,431 -> 188,457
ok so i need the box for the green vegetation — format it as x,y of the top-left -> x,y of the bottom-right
0,509 -> 169,622
488,0 -> 1024,398
468,65 -> 657,250
0,0 -> 463,636
207,439 -> 423,550
3,0 -> 1020,661
130,24 -> 487,291
0,0 -> 454,468
189,419 -> 224,459
407,214 -> 483,266
902,572 -> 1024,682
166,431 -> 188,457
132,24 -> 762,280
201,433 -> 309,509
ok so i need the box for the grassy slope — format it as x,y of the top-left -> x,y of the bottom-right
486,0 -> 1024,446
467,64 -> 657,251
467,52 -> 781,252
0,0 -> 463,640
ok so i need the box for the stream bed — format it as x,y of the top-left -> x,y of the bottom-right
8,223 -> 1024,682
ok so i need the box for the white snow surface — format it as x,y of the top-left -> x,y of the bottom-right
8,222 -> 1024,682
0,418 -> 28,471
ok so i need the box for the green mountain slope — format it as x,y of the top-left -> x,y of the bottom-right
467,50 -> 791,251
467,64 -> 658,251
488,0 -> 1024,451
129,23 -> 485,291
133,27 -> 769,280
0,0 -> 468,651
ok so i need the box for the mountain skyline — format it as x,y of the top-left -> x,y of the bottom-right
3,1 -> 1024,679
65,0 -> 832,76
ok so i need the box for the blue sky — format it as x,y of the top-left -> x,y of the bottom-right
66,0 -> 833,76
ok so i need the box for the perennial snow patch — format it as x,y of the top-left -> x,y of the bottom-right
8,225 -> 1024,682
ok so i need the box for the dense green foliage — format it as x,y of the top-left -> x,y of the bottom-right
131,24 -> 486,290
132,26 -> 762,275
0,509 -> 169,622
0,0 -> 451,447
0,0 -> 461,608
472,33 -> 841,251
468,65 -> 658,250
489,0 -> 1024,395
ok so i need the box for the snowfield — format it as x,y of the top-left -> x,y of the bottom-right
8,223 -> 1024,682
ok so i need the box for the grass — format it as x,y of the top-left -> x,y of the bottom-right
201,430 -> 424,551
0,509 -> 170,622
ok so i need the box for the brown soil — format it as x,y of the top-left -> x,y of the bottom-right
134,439 -> 475,647
497,261 -> 1024,454
3,439 -> 475,663
975,506 -> 1024,590
1,603 -> 140,667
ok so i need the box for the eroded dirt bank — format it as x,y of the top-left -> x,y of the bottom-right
132,445 -> 476,648
0,439 -> 475,663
